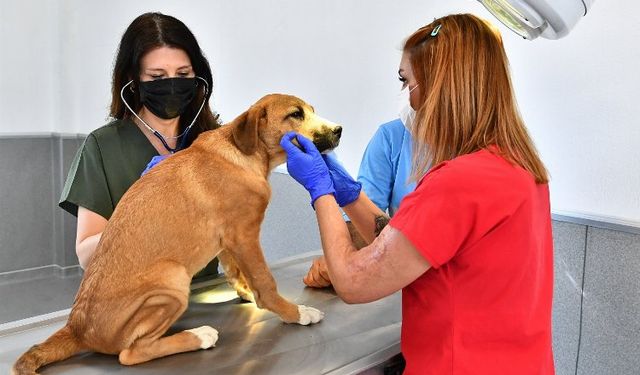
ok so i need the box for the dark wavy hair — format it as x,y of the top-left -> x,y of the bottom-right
110,12 -> 221,146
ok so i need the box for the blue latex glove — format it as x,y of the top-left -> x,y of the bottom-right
280,132 -> 335,206
141,154 -> 170,176
323,153 -> 362,207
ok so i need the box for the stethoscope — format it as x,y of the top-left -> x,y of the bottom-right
120,76 -> 209,153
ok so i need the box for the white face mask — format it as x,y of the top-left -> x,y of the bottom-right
398,84 -> 418,130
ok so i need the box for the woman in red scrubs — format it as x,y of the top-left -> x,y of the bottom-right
281,13 -> 554,375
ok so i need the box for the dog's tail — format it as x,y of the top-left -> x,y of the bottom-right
12,325 -> 84,375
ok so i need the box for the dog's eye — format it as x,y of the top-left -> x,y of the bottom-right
287,110 -> 304,120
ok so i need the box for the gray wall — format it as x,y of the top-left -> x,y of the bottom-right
0,135 -> 84,279
0,135 -> 639,374
552,221 -> 640,375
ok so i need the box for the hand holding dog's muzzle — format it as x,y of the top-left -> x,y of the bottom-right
322,153 -> 362,207
280,132 -> 335,206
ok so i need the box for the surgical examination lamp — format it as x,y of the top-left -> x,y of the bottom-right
477,0 -> 595,40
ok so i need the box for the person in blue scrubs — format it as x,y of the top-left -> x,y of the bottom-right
303,118 -> 416,287
358,118 -> 415,216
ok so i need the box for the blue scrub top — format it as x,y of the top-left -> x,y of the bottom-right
358,118 -> 416,216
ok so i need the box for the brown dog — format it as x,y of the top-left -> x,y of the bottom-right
13,94 -> 341,374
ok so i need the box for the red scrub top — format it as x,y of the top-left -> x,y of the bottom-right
389,148 -> 554,375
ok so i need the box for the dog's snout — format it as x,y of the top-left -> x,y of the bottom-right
333,126 -> 342,138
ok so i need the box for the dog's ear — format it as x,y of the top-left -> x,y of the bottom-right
231,105 -> 267,155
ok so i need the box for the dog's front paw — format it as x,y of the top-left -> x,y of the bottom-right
297,305 -> 324,325
186,326 -> 219,349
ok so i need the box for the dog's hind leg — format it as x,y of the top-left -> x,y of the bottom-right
226,229 -> 324,325
119,325 -> 218,366
217,250 -> 254,302
118,261 -> 218,366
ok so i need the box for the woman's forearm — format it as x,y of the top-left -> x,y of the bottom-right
75,206 -> 108,269
76,232 -> 102,269
315,194 -> 418,304
314,195 -> 361,299
341,192 -> 388,244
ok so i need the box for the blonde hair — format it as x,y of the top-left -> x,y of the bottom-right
405,14 -> 549,183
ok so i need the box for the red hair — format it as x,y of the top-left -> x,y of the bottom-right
405,14 -> 549,183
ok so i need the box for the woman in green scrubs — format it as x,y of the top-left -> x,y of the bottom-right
59,12 -> 221,275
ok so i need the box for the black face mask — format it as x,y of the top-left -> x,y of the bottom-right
138,77 -> 198,119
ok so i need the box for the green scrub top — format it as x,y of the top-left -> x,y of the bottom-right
60,118 -> 156,219
59,118 -> 218,278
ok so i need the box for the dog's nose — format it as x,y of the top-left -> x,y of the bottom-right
333,126 -> 342,138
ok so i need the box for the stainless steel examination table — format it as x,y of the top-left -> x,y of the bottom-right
0,252 -> 402,374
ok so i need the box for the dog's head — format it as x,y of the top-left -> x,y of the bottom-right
230,94 -> 342,164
